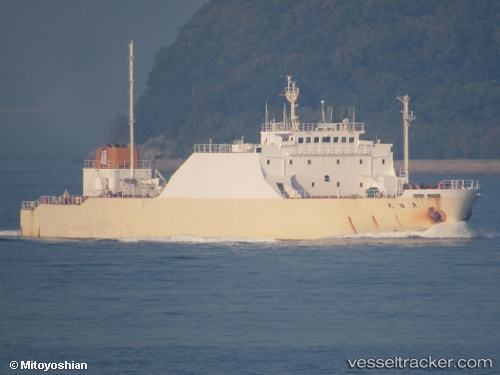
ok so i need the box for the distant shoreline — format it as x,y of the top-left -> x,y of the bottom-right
151,159 -> 500,176
394,159 -> 500,175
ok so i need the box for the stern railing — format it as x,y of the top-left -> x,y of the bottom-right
21,195 -> 86,210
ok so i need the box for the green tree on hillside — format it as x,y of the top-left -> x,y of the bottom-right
126,0 -> 499,159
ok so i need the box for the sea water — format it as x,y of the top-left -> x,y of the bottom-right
0,153 -> 499,374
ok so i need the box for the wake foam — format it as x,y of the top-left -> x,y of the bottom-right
333,221 -> 494,240
2,222 -> 493,243
116,235 -> 278,244
0,230 -> 20,237
116,223 -> 488,244
418,221 -> 475,238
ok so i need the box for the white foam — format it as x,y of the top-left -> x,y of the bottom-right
332,221 -> 492,240
3,222 -> 493,243
0,230 -> 20,237
116,235 -> 278,244
419,221 -> 475,238
115,223 -> 484,244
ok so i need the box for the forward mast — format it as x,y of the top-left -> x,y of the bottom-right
397,95 -> 415,183
128,40 -> 135,178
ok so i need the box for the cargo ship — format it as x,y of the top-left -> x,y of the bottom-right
20,42 -> 481,240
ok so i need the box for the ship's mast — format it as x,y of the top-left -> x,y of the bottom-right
128,40 -> 135,178
283,76 -> 299,131
397,95 -> 415,183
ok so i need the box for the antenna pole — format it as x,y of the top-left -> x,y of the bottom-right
128,40 -> 135,178
397,95 -> 415,183
265,101 -> 269,125
321,100 -> 325,123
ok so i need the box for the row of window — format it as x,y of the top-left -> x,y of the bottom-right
297,136 -> 355,144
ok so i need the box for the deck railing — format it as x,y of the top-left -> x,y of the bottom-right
194,144 -> 257,153
21,195 -> 87,210
194,144 -> 232,153
21,191 -> 156,211
262,121 -> 365,132
84,160 -> 151,169
276,190 -> 401,199
437,180 -> 480,190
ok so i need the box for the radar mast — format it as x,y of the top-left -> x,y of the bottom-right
283,76 -> 299,131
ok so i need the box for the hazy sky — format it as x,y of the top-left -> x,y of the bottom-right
0,0 -> 206,157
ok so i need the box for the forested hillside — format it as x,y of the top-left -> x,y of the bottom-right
115,0 -> 499,159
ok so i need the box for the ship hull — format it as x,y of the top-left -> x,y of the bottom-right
20,189 -> 479,240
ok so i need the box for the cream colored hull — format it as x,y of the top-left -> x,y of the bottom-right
20,190 -> 479,240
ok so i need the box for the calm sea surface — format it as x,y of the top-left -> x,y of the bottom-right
1,154 -> 499,374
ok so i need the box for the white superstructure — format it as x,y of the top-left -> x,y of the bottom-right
159,76 -> 408,201
20,47 -> 481,240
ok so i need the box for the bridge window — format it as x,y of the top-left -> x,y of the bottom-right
322,136 -> 331,142
314,137 -> 319,143
333,136 -> 339,143
349,137 -> 355,143
306,137 -> 311,143
298,137 -> 304,144
341,137 -> 347,143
